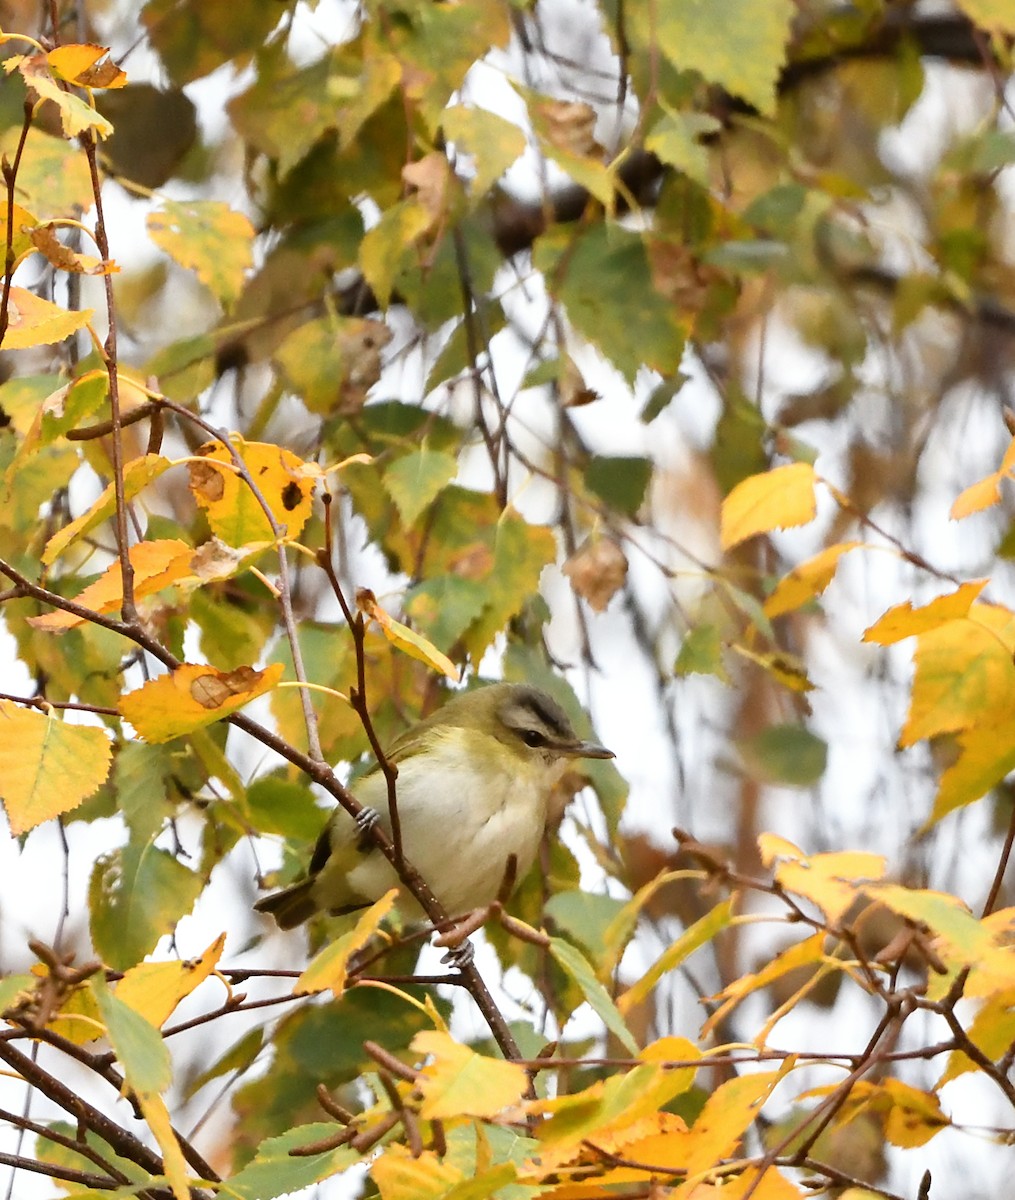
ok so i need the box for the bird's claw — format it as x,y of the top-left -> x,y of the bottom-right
440,940 -> 475,970
354,806 -> 381,849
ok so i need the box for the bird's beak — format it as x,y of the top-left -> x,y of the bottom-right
568,739 -> 614,760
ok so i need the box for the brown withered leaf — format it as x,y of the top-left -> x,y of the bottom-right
563,536 -> 628,612
190,665 -> 260,709
536,99 -> 599,156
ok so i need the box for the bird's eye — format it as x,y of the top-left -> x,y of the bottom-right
522,729 -> 546,748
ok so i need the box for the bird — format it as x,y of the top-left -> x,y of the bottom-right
254,681 -> 614,929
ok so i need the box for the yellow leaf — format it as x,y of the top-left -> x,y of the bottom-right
47,43 -> 127,89
702,934 -> 827,1038
371,1145 -> 462,1200
29,539 -> 193,631
665,1070 -> 789,1176
899,604 -> 1015,747
951,435 -> 1015,519
1,286 -> 94,349
862,580 -> 988,645
929,714 -> 1015,825
720,463 -> 817,551
357,588 -> 459,681
42,454 -> 172,565
0,702 -> 112,835
411,1030 -> 529,1120
881,1079 -> 949,1148
764,541 -> 861,618
138,1092 -> 191,1200
119,662 -> 284,743
116,934 -> 226,1028
296,892 -> 398,997
188,437 -> 317,546
759,834 -> 886,923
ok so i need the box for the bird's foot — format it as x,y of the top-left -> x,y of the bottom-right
440,940 -> 475,970
353,806 -> 381,849
434,904 -> 500,970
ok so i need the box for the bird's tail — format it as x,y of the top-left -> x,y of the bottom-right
254,879 -> 319,930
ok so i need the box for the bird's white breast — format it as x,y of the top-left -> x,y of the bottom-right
342,729 -> 561,916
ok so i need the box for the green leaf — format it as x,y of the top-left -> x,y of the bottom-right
549,936 -> 639,1055
534,225 -> 685,383
645,110 -> 720,185
92,976 -> 171,1095
676,623 -> 729,682
584,455 -> 652,517
738,724 -> 828,787
545,891 -> 627,973
383,447 -> 459,528
441,105 -> 526,199
142,0 -> 285,86
89,840 -> 203,971
228,1125 -> 357,1200
404,575 -> 489,653
247,774 -> 327,843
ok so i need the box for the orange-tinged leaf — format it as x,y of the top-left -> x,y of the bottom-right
29,538 -> 193,630
720,463 -> 817,551
116,934 -> 226,1028
119,662 -> 284,743
1,286 -> 94,349
42,454 -> 172,565
296,891 -> 398,997
670,1166 -> 803,1199
0,701 -> 112,835
188,438 -> 317,545
357,588 -> 459,681
147,201 -> 254,306
764,541 -> 861,618
951,435 -> 1015,519
759,834 -> 886,923
880,1079 -> 949,1147
862,580 -> 988,645
29,223 -> 117,275
47,43 -> 127,89
899,605 -> 1015,747
702,933 -> 826,1038
412,1030 -> 529,1119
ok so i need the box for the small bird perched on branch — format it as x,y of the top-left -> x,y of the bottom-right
254,682 -> 614,928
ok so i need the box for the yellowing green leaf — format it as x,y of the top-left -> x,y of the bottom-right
412,1030 -> 529,1119
119,662 -> 284,743
0,701 -> 112,835
764,541 -> 862,618
371,1145 -> 462,1200
619,900 -> 734,1016
147,200 -> 254,306
1,286 -> 94,350
274,316 -> 391,414
720,463 -> 817,550
862,580 -> 989,645
4,53 -> 114,137
42,453 -> 172,565
759,834 -> 885,923
359,201 -> 432,308
357,589 -> 459,682
441,105 -> 525,198
296,892 -> 398,997
636,0 -> 794,116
